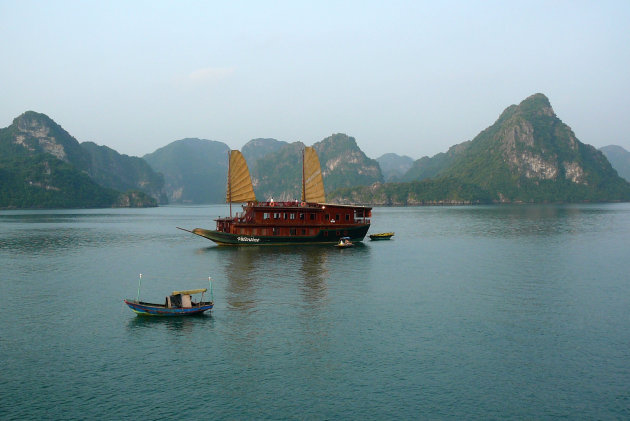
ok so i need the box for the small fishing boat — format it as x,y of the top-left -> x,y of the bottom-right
335,237 -> 354,248
124,275 -> 214,316
369,232 -> 394,240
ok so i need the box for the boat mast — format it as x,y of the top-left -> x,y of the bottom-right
301,147 -> 305,202
227,150 -> 232,217
136,273 -> 142,302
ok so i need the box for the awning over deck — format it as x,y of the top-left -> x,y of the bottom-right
171,288 -> 207,296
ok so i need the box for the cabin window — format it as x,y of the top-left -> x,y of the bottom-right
284,213 -> 288,219
302,229 -> 306,235
310,213 -> 316,220
290,213 -> 296,220
336,214 -> 340,221
273,227 -> 277,235
274,213 -> 280,219
345,214 -> 350,221
299,213 -> 305,220
325,213 -> 329,220
264,213 -> 270,220
290,228 -> 296,235
355,210 -> 363,218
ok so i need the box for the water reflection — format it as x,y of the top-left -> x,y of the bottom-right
425,204 -> 618,238
208,245 -> 331,308
204,243 -> 371,311
0,212 -> 124,223
0,228 -> 95,255
126,313 -> 213,335
299,246 -> 330,305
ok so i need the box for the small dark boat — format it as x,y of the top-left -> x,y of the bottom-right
124,275 -> 214,316
369,232 -> 394,240
335,237 -> 354,248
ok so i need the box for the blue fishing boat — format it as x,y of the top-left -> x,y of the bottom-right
124,275 -> 214,316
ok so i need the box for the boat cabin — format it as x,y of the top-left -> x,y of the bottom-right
215,201 -> 371,238
166,288 -> 207,308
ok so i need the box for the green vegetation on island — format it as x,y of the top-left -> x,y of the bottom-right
330,177 -> 493,205
334,94 -> 630,204
3,94 -> 630,209
251,133 -> 383,201
0,154 -> 120,208
0,111 -> 158,209
81,141 -> 166,203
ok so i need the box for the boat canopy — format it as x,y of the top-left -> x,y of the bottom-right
171,288 -> 207,295
302,146 -> 326,203
227,150 -> 256,203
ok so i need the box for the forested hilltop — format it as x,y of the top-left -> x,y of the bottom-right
251,134 -> 383,201
146,134 -> 384,203
330,94 -> 630,205
0,112 -> 160,209
3,95 -> 629,209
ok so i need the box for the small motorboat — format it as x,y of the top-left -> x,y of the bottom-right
124,275 -> 214,316
369,232 -> 394,240
335,237 -> 354,248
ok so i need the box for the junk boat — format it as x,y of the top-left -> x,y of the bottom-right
124,275 -> 214,316
182,147 -> 372,246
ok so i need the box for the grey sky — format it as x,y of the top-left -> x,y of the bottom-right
1,1 -> 629,159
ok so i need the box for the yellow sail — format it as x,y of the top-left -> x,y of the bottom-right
302,146 -> 326,203
226,150 -> 256,203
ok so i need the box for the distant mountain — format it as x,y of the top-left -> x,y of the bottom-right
600,145 -> 630,182
143,138 -> 230,204
438,93 -> 630,202
331,178 -> 493,205
315,133 -> 383,190
1,111 -> 92,169
331,94 -> 630,204
400,141 -> 471,182
0,111 -> 157,209
241,138 -> 288,164
251,133 -> 383,201
251,141 -> 305,200
80,141 -> 167,203
376,153 -> 414,181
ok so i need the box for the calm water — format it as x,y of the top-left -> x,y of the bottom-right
1,204 -> 630,419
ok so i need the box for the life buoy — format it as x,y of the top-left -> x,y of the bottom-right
301,202 -> 306,207
270,202 -> 275,207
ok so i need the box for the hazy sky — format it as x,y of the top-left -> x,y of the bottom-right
1,1 -> 629,159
